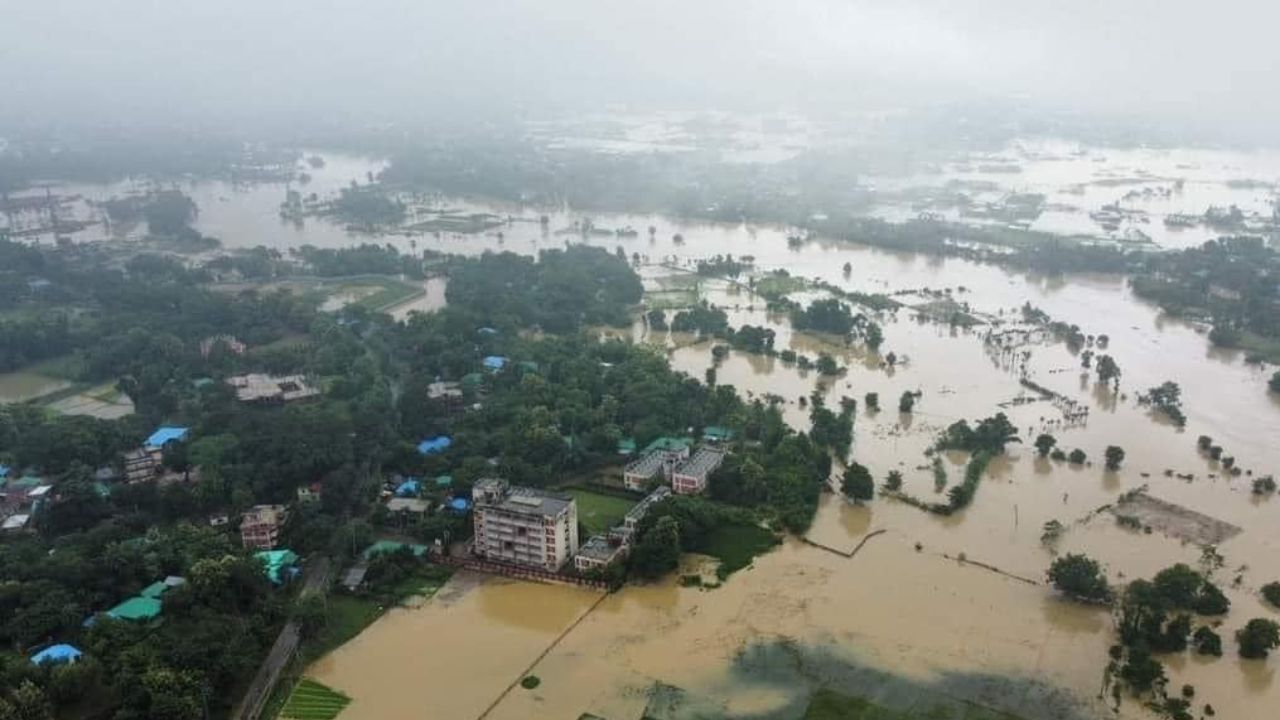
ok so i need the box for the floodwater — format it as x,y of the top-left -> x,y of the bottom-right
865,138 -> 1280,249
10,146 -> 1280,717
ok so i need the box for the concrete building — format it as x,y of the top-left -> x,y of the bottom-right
574,486 -> 671,572
622,437 -> 690,491
672,447 -> 726,495
227,374 -> 320,404
471,479 -> 578,571
573,535 -> 625,573
240,504 -> 289,550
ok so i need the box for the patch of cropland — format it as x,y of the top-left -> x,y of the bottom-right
280,679 -> 350,720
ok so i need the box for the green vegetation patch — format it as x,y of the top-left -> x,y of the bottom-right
753,273 -> 807,300
304,595 -> 383,663
280,679 -> 351,720
567,489 -> 637,535
520,675 -> 541,690
701,523 -> 780,579
803,689 -> 1027,720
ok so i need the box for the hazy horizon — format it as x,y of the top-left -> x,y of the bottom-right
1,0 -> 1278,145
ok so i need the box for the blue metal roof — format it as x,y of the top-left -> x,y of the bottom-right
395,479 -> 421,496
0,465 -> 9,479
482,355 -> 508,370
416,436 -> 452,455
145,426 -> 189,448
31,644 -> 81,666
448,497 -> 471,513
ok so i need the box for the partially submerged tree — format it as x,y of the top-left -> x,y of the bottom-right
1047,553 -> 1111,603
1104,445 -> 1126,471
1236,618 -> 1280,659
841,462 -> 874,502
1034,433 -> 1057,458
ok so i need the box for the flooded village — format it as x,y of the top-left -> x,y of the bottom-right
3,119 -> 1280,720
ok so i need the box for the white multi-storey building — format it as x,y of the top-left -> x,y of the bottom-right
671,447 -> 726,495
472,479 -> 579,571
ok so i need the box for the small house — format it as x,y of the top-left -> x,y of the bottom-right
145,426 -> 189,449
416,436 -> 452,456
31,644 -> 82,666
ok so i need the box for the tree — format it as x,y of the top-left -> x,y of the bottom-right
1119,645 -> 1166,695
1262,582 -> 1280,608
1237,618 -> 1280,659
1270,371 -> 1280,393
1067,448 -> 1087,465
1104,445 -> 1125,471
1034,433 -> 1057,457
1193,626 -> 1222,656
1095,354 -> 1121,387
898,391 -> 917,413
842,463 -> 874,502
1047,553 -> 1111,602
1228,617 -> 1280,655
884,470 -> 903,492
630,516 -> 681,579
864,392 -> 879,411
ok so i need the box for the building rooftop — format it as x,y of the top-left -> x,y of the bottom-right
625,486 -> 672,524
703,425 -> 735,442
644,436 -> 692,454
242,504 -> 288,525
386,497 -> 430,513
416,436 -> 452,455
107,596 -> 162,621
427,381 -> 463,399
482,355 -> 508,370
226,374 -> 320,403
675,447 -> 726,478
475,479 -> 573,518
625,451 -> 669,478
576,535 -> 623,562
2,514 -> 30,531
145,426 -> 189,448
31,644 -> 81,666
255,549 -> 300,584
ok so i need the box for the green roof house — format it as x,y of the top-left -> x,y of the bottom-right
255,549 -> 300,584
703,426 -> 735,442
617,438 -> 637,455
107,596 -> 162,622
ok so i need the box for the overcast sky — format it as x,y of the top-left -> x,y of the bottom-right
1,0 -> 1277,141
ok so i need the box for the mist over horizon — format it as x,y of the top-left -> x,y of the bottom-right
2,0 -> 1278,146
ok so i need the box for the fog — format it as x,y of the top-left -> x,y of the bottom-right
2,0 -> 1279,142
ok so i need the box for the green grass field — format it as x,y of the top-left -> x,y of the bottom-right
699,523 -> 780,579
280,679 -> 350,720
567,489 -> 637,535
803,689 -> 1027,720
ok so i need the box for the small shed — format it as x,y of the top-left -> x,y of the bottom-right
395,478 -> 422,496
434,475 -> 454,488
255,549 -> 300,584
447,497 -> 471,514
482,355 -> 508,371
416,436 -> 452,456
145,426 -> 190,449
703,426 -> 735,442
31,644 -> 82,666
617,438 -> 637,455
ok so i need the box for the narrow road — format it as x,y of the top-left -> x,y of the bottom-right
231,556 -> 331,720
